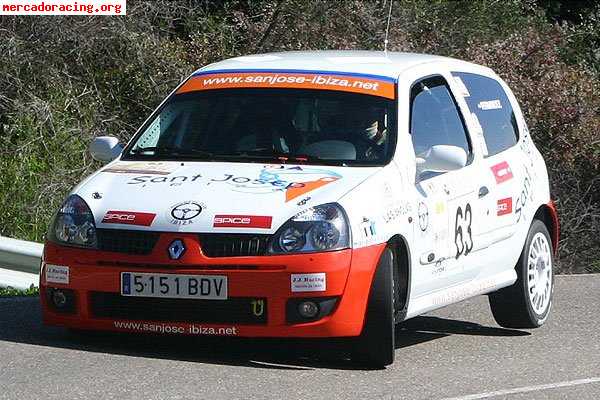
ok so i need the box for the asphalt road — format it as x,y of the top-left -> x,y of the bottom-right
0,275 -> 598,400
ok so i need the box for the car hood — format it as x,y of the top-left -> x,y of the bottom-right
75,160 -> 381,233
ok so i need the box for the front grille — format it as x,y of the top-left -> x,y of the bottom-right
90,292 -> 267,325
198,234 -> 271,257
96,229 -> 160,255
95,261 -> 275,270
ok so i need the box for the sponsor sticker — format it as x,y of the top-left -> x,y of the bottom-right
291,273 -> 326,292
296,196 -> 311,206
213,215 -> 272,228
477,99 -> 502,110
491,161 -> 513,184
103,162 -> 176,175
212,165 -> 341,202
453,76 -> 471,97
46,265 -> 69,284
497,198 -> 513,216
435,201 -> 445,214
382,201 -> 411,224
124,165 -> 342,203
251,299 -> 265,317
431,277 -> 498,307
515,166 -> 534,223
127,174 -> 203,187
169,201 -> 204,225
178,70 -> 397,99
102,210 -> 156,226
356,217 -> 378,246
433,259 -> 447,275
113,320 -> 239,336
418,202 -> 429,231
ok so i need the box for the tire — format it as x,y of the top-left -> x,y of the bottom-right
67,328 -> 87,336
352,247 -> 395,367
67,328 -> 105,340
489,220 -> 554,329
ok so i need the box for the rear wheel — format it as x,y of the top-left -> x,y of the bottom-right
489,220 -> 554,328
352,247 -> 395,367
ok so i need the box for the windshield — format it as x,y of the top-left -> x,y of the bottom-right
124,88 -> 397,166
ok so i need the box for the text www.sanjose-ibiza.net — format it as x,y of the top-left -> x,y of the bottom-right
113,321 -> 239,336
200,73 -> 384,93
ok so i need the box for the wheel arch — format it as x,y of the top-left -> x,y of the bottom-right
387,234 -> 411,322
534,201 -> 559,256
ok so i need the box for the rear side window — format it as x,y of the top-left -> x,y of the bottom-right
410,75 -> 471,158
452,72 -> 518,156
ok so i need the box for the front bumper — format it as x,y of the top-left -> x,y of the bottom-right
41,234 -> 385,338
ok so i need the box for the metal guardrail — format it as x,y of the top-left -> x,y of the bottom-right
0,235 -> 43,289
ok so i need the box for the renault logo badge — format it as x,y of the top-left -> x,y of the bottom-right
168,239 -> 186,260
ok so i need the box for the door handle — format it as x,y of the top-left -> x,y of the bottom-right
478,186 -> 489,198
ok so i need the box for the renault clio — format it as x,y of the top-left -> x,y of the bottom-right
41,51 -> 559,367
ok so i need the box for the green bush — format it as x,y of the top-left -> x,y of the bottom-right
0,285 -> 39,297
0,0 -> 598,272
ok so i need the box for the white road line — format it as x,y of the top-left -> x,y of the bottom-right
439,377 -> 600,400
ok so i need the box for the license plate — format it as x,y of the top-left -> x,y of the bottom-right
121,272 -> 227,300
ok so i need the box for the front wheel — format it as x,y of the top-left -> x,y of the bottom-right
489,220 -> 554,328
352,247 -> 395,367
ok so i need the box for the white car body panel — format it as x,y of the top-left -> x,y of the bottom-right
77,161 -> 380,234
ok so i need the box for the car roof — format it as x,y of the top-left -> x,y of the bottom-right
196,50 -> 492,79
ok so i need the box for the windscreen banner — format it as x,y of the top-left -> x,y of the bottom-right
177,70 -> 397,99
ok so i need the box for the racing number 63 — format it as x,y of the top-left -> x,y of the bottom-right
455,203 -> 473,259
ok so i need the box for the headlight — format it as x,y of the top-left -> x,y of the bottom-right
47,194 -> 97,248
269,203 -> 350,254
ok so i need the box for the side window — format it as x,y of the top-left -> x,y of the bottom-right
452,72 -> 518,156
410,76 -> 471,159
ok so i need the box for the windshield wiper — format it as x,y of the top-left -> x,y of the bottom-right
129,147 -> 346,165
225,150 -> 327,163
130,146 -> 214,158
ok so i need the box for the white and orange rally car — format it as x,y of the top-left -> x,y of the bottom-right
41,51 -> 558,367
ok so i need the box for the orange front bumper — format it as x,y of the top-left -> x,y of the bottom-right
41,234 -> 385,338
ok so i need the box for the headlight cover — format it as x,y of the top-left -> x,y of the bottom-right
47,194 -> 97,249
268,203 -> 350,254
